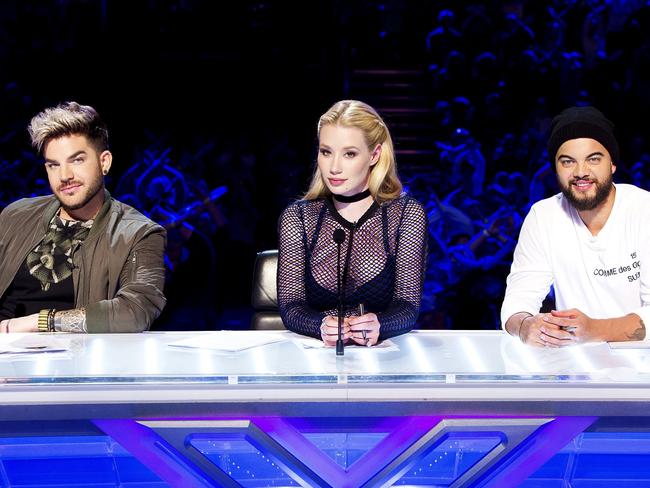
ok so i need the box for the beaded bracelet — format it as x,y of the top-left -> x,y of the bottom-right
48,309 -> 57,332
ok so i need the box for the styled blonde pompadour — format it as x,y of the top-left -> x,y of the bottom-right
28,101 -> 109,155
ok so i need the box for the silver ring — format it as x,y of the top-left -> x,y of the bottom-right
362,330 -> 367,340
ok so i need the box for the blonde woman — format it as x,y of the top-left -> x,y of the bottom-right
277,100 -> 427,346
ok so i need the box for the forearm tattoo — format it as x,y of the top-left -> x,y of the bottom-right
54,308 -> 88,333
627,318 -> 646,341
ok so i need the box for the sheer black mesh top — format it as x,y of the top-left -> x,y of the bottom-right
277,194 -> 428,340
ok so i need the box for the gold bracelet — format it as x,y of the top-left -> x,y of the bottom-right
37,309 -> 50,332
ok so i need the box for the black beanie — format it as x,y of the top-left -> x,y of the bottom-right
547,106 -> 619,170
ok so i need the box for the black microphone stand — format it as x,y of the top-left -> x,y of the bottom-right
333,228 -> 346,356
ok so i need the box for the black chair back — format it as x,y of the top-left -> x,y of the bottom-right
250,249 -> 285,330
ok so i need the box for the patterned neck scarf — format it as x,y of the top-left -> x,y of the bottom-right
26,213 -> 93,291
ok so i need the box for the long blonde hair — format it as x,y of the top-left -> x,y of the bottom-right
303,100 -> 402,203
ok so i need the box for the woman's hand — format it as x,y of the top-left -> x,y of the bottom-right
320,315 -> 351,346
349,313 -> 380,347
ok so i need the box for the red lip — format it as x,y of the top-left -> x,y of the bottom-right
328,178 -> 346,187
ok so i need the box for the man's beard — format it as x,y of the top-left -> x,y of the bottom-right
559,174 -> 614,211
56,177 -> 104,212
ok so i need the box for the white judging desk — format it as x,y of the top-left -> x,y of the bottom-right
0,330 -> 649,487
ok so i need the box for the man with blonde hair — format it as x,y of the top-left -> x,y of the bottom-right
0,102 -> 166,333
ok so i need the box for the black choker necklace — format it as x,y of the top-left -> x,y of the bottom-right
332,189 -> 371,203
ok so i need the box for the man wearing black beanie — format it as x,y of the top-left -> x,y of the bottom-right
501,106 -> 649,346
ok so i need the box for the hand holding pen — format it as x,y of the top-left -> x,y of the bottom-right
349,302 -> 380,347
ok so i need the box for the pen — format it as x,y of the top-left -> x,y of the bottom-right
359,303 -> 371,347
359,303 -> 366,341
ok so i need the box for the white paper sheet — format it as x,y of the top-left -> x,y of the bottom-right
609,341 -> 650,349
292,336 -> 398,352
0,334 -> 69,355
168,331 -> 286,352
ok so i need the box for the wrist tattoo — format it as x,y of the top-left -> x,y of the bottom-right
54,308 -> 88,333
627,318 -> 646,341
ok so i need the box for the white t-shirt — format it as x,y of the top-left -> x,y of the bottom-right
501,184 -> 650,333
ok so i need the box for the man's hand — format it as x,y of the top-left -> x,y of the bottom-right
508,310 -> 646,346
540,308 -> 601,343
519,313 -> 576,347
0,313 -> 39,333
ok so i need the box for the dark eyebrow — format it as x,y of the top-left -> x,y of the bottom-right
557,151 -> 604,161
557,154 -> 575,161
44,150 -> 87,164
66,150 -> 87,161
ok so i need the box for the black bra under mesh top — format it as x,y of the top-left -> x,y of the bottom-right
277,193 -> 427,340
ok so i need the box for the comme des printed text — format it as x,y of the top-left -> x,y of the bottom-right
593,252 -> 641,283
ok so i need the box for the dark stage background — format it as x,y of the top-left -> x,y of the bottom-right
2,0 -> 650,331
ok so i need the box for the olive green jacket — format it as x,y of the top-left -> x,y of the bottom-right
0,190 -> 166,332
